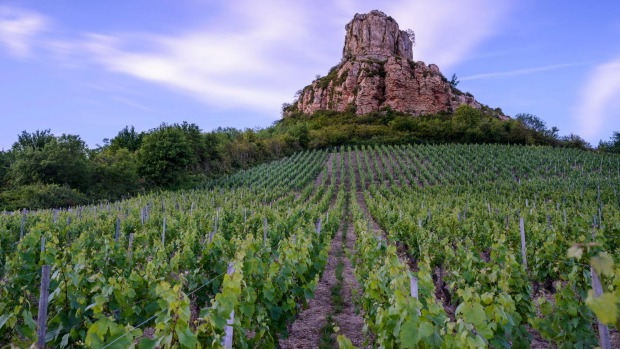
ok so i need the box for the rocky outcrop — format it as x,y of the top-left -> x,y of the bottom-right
288,10 -> 483,116
343,11 -> 412,61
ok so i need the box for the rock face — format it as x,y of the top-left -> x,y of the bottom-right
290,10 -> 482,116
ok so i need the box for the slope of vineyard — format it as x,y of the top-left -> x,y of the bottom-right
347,144 -> 620,348
1,144 -> 620,348
0,150 -> 344,347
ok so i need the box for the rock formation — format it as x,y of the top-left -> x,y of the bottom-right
287,10 -> 484,116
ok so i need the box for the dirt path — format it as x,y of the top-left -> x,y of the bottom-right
387,149 -> 411,187
314,153 -> 334,188
335,152 -> 371,348
281,151 -> 370,348
279,221 -> 341,349
334,212 -> 371,348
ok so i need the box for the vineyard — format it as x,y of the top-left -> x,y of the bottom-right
1,144 -> 620,348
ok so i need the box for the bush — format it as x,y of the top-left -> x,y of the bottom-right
137,124 -> 196,187
0,184 -> 88,211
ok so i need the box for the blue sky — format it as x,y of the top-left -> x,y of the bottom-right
1,0 -> 619,150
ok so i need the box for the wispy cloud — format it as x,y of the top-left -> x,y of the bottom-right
383,0 -> 515,72
2,0 -> 516,115
461,63 -> 583,81
574,58 -> 620,139
46,0 -> 330,113
111,95 -> 156,112
0,5 -> 49,57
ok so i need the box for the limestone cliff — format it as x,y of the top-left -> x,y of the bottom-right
288,10 -> 484,116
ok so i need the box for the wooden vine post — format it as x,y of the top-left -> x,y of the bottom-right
591,228 -> 612,349
162,216 -> 167,244
128,233 -> 134,260
222,262 -> 235,349
20,210 -> 26,240
37,237 -> 50,348
263,218 -> 268,248
591,265 -> 611,349
409,275 -> 421,315
115,216 -> 120,242
519,217 -> 527,270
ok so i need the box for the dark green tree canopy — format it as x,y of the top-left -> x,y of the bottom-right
12,129 -> 54,152
137,123 -> 198,186
10,133 -> 90,191
598,131 -> 620,153
108,126 -> 144,152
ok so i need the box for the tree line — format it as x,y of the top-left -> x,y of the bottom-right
0,122 -> 308,210
0,106 -> 617,210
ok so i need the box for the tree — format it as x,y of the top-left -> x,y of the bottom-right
290,123 -> 310,148
0,184 -> 88,211
452,105 -> 482,129
137,124 -> 195,186
561,133 -> 591,150
0,150 -> 12,188
515,113 -> 547,133
12,129 -> 54,152
515,113 -> 559,139
9,133 -> 91,191
406,29 -> 416,46
449,73 -> 460,88
90,148 -> 140,199
598,131 -> 620,153
108,126 -> 144,152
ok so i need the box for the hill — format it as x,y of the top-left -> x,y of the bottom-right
1,144 -> 619,347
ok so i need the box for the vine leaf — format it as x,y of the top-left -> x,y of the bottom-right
586,291 -> 617,324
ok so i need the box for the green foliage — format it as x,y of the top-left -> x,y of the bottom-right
317,64 -> 341,89
0,149 -> 341,347
137,124 -> 197,186
345,143 -> 620,348
0,151 -> 12,188
9,134 -> 90,192
449,73 -> 460,88
90,148 -> 140,199
0,105 -> 601,211
107,125 -> 144,152
598,131 -> 620,153
0,183 -> 88,210
11,129 -> 54,152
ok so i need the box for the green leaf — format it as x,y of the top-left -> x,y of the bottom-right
418,321 -> 434,340
176,326 -> 197,348
0,314 -> 12,329
591,252 -> 614,276
461,303 -> 486,326
337,334 -> 358,349
586,291 -> 618,324
139,338 -> 158,349
481,292 -> 494,305
567,245 -> 583,260
240,301 -> 254,317
399,318 -> 419,348
60,333 -> 70,348
23,309 -> 36,331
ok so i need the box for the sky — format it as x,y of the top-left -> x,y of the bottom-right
1,0 -> 620,150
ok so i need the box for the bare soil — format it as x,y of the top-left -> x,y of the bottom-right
334,212 -> 373,348
281,152 -> 369,348
387,150 -> 411,187
279,223 -> 340,349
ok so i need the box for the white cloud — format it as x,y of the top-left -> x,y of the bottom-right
574,59 -> 620,139
51,0 -> 330,113
382,0 -> 514,71
0,6 -> 48,57
2,0 -> 514,115
461,63 -> 583,81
